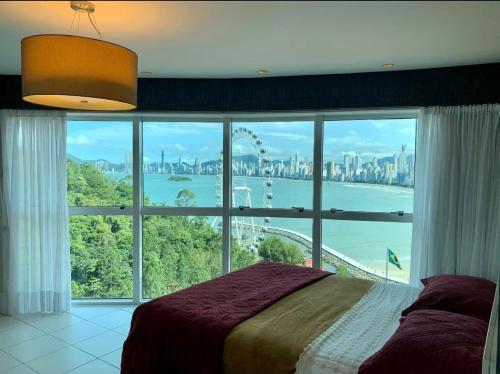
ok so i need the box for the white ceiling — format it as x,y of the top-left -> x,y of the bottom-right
0,1 -> 499,78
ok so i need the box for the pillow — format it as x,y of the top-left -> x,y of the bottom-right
401,274 -> 495,321
358,309 -> 488,374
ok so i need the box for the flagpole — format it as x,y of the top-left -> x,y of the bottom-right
385,248 -> 389,283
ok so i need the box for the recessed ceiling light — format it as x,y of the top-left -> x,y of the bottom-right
383,63 -> 394,68
140,71 -> 153,76
256,69 -> 268,75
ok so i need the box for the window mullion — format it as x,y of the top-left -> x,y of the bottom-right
222,118 -> 232,274
132,117 -> 143,304
312,116 -> 324,269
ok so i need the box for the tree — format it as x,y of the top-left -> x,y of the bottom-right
67,160 -> 257,298
67,160 -> 309,299
175,189 -> 196,207
259,236 -> 305,265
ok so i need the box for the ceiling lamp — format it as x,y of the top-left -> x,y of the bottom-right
21,1 -> 138,111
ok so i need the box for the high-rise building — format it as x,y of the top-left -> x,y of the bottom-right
194,158 -> 201,175
354,155 -> 363,170
392,153 -> 399,173
289,156 -> 295,177
124,152 -> 132,174
344,154 -> 351,177
398,144 -> 407,173
326,160 -> 335,180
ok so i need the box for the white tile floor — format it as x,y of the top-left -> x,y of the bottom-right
0,306 -> 136,374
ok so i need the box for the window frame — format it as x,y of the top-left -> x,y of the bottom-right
68,108 -> 420,305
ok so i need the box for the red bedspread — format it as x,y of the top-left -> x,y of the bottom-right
121,261 -> 329,374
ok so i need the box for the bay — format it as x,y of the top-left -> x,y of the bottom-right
108,173 -> 413,282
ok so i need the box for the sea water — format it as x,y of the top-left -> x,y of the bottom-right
112,173 -> 413,282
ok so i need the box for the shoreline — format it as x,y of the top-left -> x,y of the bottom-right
109,172 -> 414,192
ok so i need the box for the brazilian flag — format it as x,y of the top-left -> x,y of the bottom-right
388,248 -> 402,270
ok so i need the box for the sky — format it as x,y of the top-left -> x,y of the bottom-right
67,118 -> 416,164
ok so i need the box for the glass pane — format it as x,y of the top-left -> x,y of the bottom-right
231,121 -> 314,209
142,122 -> 223,207
231,217 -> 313,270
67,121 -> 133,207
322,220 -> 412,283
70,215 -> 133,299
143,216 -> 222,298
322,119 -> 416,212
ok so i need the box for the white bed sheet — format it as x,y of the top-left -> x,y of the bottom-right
295,281 -> 421,374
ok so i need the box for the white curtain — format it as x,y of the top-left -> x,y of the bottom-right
410,104 -> 500,286
0,110 -> 70,314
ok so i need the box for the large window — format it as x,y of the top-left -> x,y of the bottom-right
321,118 -> 416,283
67,120 -> 134,299
231,121 -> 314,209
67,112 -> 417,302
142,215 -> 222,299
69,215 -> 133,299
67,120 -> 133,207
142,122 -> 223,207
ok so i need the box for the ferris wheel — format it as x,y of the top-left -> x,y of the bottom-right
212,127 -> 273,253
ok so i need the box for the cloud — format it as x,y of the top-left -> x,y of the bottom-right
324,135 -> 359,145
144,123 -> 222,136
173,143 -> 186,152
198,146 -> 211,153
396,126 -> 415,134
260,132 -> 313,143
264,146 -> 284,158
234,121 -> 312,130
370,121 -> 386,129
159,143 -> 187,152
67,134 -> 94,145
323,132 -> 415,161
232,144 -> 255,155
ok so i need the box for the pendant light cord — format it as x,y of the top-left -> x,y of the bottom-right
88,12 -> 102,39
69,10 -> 77,34
68,8 -> 102,39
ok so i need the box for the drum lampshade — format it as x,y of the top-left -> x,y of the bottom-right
21,34 -> 137,111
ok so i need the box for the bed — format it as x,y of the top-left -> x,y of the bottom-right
121,261 -> 497,374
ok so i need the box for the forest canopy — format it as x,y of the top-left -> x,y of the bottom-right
67,160 -> 305,298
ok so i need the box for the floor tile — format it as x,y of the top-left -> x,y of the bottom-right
13,314 -> 45,324
112,323 -> 130,336
0,317 -> 26,333
25,346 -> 93,374
50,320 -> 107,345
3,334 -> 68,363
26,313 -> 83,333
74,331 -> 125,358
1,364 -> 37,374
68,359 -> 119,374
70,307 -> 118,320
90,310 -> 131,329
117,306 -> 137,314
100,348 -> 121,368
0,351 -> 21,372
0,325 -> 44,349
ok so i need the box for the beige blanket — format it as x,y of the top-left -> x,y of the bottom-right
223,275 -> 373,374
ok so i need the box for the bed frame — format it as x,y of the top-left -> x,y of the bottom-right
482,278 -> 499,374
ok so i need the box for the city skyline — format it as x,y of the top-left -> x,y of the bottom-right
68,119 -> 416,164
73,141 -> 415,187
